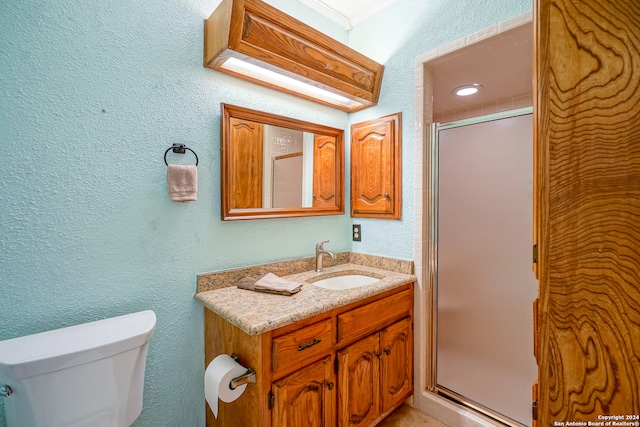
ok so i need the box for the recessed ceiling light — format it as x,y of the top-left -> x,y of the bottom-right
453,84 -> 483,97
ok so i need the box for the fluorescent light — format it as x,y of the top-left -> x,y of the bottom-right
204,0 -> 384,112
221,57 -> 362,109
454,84 -> 483,97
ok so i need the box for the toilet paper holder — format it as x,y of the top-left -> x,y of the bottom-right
229,353 -> 256,390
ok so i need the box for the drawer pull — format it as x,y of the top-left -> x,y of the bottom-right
298,339 -> 321,351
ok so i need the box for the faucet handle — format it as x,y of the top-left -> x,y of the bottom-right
316,240 -> 329,251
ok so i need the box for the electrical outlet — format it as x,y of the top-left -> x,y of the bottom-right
352,224 -> 361,242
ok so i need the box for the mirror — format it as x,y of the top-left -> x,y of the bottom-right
221,103 -> 345,220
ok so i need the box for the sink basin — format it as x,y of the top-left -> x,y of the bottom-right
310,274 -> 381,290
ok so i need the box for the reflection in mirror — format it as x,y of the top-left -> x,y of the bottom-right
221,104 -> 344,220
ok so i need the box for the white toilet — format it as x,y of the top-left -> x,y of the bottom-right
0,310 -> 156,427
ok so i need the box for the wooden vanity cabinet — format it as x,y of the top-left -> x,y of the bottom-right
337,317 -> 412,427
272,355 -> 336,427
379,318 -> 412,413
337,333 -> 381,427
204,283 -> 413,427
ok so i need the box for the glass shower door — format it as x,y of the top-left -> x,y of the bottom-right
435,111 -> 538,426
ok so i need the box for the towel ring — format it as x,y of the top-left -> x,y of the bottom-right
164,144 -> 198,166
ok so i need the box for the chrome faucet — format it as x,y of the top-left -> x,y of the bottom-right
315,240 -> 336,272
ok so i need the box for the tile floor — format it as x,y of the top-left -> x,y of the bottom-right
378,404 -> 449,427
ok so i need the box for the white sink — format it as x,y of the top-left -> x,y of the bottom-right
310,274 -> 381,290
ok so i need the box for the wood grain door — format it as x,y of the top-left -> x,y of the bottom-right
313,135 -> 337,208
337,333 -> 381,427
272,355 -> 336,427
380,317 -> 413,415
535,0 -> 640,423
350,113 -> 401,219
229,117 -> 263,209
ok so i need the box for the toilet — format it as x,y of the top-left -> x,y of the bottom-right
0,310 -> 156,427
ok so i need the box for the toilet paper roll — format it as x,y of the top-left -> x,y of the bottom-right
204,354 -> 248,418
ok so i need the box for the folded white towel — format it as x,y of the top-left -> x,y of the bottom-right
254,273 -> 302,293
167,164 -> 197,202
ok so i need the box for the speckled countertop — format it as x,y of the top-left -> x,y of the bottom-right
194,253 -> 416,336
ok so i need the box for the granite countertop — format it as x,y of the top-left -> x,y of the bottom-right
195,259 -> 416,336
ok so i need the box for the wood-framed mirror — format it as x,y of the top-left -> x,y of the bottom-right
221,103 -> 345,220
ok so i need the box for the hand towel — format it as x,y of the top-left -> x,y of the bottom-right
254,273 -> 302,293
167,164 -> 197,202
237,273 -> 302,296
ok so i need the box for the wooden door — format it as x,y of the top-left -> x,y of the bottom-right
535,0 -> 640,424
380,317 -> 413,414
313,135 -> 337,208
350,113 -> 401,219
229,117 -> 263,209
272,355 -> 336,427
337,333 -> 381,427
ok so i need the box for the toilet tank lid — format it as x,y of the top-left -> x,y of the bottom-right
0,310 -> 156,381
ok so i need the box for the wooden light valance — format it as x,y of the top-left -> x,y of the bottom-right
203,0 -> 384,112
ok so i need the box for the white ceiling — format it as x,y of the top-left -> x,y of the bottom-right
429,22 -> 533,120
299,0 -> 399,29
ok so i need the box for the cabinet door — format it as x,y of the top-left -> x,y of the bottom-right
380,317 -> 412,414
337,333 -> 380,427
272,355 -> 335,427
312,135 -> 337,208
350,113 -> 401,219
229,117 -> 264,209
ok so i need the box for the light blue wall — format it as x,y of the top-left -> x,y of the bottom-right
0,0 -> 530,425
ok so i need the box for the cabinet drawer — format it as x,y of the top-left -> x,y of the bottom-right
337,289 -> 411,343
272,318 -> 333,373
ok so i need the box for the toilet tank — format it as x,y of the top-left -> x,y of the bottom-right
0,310 -> 156,427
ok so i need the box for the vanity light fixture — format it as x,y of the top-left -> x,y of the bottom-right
453,84 -> 483,96
203,0 -> 384,112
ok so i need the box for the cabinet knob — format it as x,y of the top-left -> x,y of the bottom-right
384,349 -> 391,356
327,382 -> 334,390
376,353 -> 382,360
384,193 -> 389,198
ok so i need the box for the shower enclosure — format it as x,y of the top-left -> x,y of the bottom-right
431,110 -> 538,426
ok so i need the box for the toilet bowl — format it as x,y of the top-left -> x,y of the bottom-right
0,310 -> 156,427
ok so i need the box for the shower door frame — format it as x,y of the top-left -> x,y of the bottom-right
426,107 -> 534,427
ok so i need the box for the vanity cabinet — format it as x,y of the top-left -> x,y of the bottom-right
204,282 -> 413,427
337,317 -> 412,427
337,333 -> 380,427
272,355 -> 336,427
379,318 -> 412,413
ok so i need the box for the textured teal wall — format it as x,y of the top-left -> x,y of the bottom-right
0,0 -> 530,425
0,0 -> 347,425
